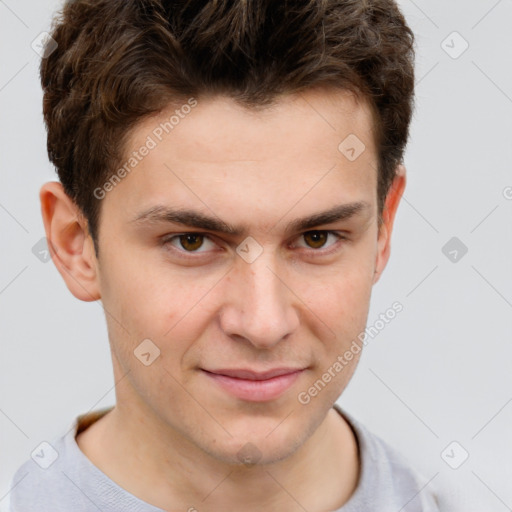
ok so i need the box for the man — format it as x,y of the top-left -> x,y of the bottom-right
10,0 -> 440,510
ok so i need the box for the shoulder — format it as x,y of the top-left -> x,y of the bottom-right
8,407 -> 163,512
8,408 -> 114,512
8,427 -> 80,512
334,405 -> 441,512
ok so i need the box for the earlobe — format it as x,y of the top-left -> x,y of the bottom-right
39,181 -> 101,302
373,165 -> 407,284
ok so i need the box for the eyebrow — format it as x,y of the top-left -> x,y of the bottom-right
130,201 -> 371,236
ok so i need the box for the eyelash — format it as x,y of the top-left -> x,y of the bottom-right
161,230 -> 348,260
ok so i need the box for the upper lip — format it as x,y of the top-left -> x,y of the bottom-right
202,367 -> 305,381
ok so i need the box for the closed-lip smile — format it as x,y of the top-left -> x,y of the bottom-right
203,367 -> 305,380
201,367 -> 306,402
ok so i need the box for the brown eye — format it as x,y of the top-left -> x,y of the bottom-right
294,230 -> 345,253
163,233 -> 216,253
178,233 -> 204,251
303,231 -> 329,249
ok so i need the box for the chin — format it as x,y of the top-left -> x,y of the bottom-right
203,436 -> 304,467
198,414 -> 315,467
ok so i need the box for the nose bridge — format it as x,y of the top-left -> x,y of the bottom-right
247,253 -> 282,308
222,250 -> 298,348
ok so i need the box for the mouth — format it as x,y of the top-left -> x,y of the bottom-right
201,367 -> 306,402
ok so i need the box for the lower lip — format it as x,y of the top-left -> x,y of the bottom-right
202,370 -> 304,402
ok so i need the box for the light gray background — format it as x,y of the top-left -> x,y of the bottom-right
1,1 -> 511,510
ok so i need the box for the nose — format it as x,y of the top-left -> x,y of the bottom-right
219,252 -> 300,350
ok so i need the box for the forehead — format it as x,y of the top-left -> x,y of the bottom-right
102,88 -> 378,231
124,87 -> 376,163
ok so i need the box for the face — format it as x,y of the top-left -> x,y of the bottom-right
58,88 -> 402,465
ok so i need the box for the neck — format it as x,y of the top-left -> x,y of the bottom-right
77,398 -> 359,511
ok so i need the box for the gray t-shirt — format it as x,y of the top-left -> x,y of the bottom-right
9,404 -> 440,511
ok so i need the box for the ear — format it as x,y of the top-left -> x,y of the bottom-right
373,164 -> 406,284
39,181 -> 101,301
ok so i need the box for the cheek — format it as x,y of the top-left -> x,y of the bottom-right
99,250 -> 226,378
294,266 -> 371,407
297,256 -> 374,338
100,244 -> 208,332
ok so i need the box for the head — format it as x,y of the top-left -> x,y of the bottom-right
40,0 -> 414,465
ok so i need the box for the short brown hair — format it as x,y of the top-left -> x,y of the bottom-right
41,0 -> 415,257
